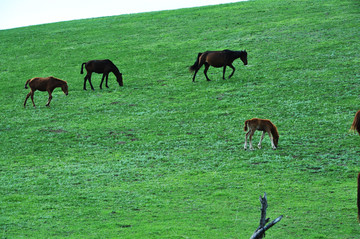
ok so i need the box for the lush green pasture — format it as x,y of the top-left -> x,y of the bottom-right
0,0 -> 359,238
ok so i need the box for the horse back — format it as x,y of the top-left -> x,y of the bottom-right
247,118 -> 275,132
203,51 -> 231,67
28,77 -> 66,91
28,77 -> 51,91
204,50 -> 235,67
86,59 -> 115,74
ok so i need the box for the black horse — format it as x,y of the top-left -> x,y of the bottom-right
189,49 -> 247,82
81,59 -> 123,90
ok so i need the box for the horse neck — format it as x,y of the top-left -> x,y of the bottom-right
270,124 -> 279,139
233,51 -> 244,59
53,79 -> 64,86
111,67 -> 121,78
226,51 -> 243,61
51,79 -> 66,90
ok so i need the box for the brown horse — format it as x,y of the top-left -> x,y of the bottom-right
81,59 -> 123,90
24,76 -> 68,107
189,49 -> 247,82
350,110 -> 360,135
244,118 -> 279,150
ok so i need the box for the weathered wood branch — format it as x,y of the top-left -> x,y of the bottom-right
250,192 -> 283,239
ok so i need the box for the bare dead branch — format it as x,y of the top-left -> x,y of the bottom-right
250,192 -> 283,239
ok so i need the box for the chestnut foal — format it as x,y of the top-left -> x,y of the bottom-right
24,76 -> 68,107
244,118 -> 279,150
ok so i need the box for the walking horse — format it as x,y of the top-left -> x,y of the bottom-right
24,76 -> 68,107
189,49 -> 247,82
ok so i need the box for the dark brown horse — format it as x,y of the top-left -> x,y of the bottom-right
81,59 -> 123,90
24,76 -> 68,107
350,110 -> 360,135
189,49 -> 247,82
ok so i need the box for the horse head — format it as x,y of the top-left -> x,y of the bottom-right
117,73 -> 123,87
273,134 -> 279,148
62,83 -> 69,95
240,50 -> 248,65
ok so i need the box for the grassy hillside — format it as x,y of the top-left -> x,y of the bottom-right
0,0 -> 359,238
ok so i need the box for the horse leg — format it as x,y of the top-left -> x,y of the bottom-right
24,92 -> 32,107
100,74 -> 106,89
228,64 -> 236,78
203,63 -> 211,81
83,75 -> 89,90
222,66 -> 226,80
258,132 -> 265,149
88,74 -> 95,91
105,73 -> 109,88
249,130 -> 255,150
30,92 -> 36,108
244,131 -> 249,150
46,90 -> 53,107
192,69 -> 199,82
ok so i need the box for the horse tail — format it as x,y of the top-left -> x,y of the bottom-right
358,172 -> 360,223
80,62 -> 86,74
189,53 -> 203,72
244,120 -> 249,131
350,110 -> 360,135
270,122 -> 279,147
24,79 -> 31,89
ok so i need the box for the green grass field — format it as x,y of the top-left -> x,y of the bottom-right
0,0 -> 359,238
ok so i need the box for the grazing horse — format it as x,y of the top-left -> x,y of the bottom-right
189,49 -> 247,82
350,110 -> 360,135
81,59 -> 123,90
244,118 -> 279,150
24,76 -> 68,107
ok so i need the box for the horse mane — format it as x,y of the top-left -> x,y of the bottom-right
51,76 -> 67,84
350,110 -> 360,135
105,59 -> 121,75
